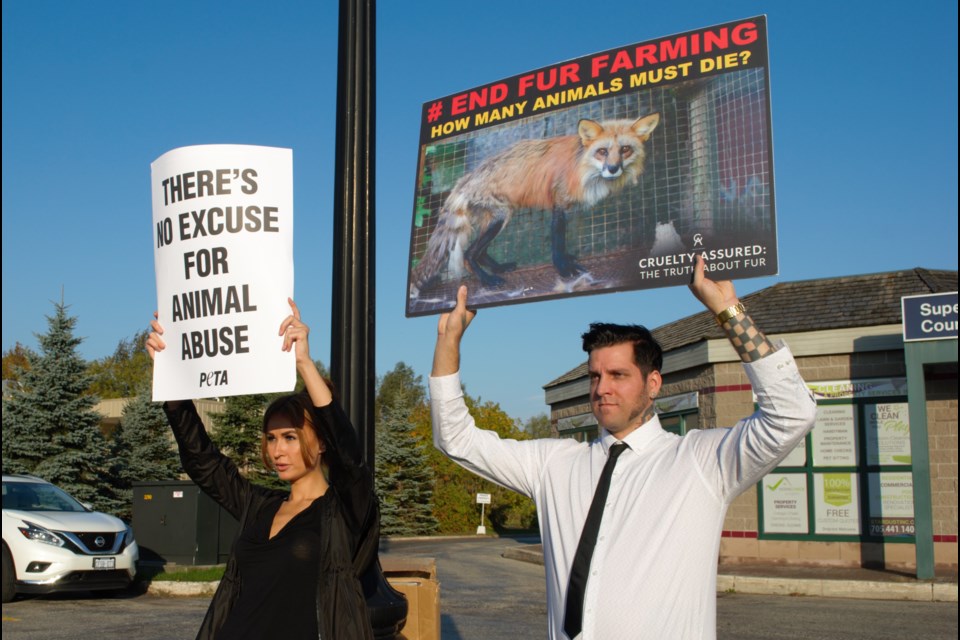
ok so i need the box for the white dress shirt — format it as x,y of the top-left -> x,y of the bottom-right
430,344 -> 816,640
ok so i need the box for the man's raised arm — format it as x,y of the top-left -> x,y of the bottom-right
432,285 -> 477,377
689,255 -> 775,363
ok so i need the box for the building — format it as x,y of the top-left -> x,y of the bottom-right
543,268 -> 957,574
96,398 -> 224,434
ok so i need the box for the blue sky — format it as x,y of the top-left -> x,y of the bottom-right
3,0 -> 957,422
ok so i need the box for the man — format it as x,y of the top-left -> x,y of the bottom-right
429,257 -> 817,639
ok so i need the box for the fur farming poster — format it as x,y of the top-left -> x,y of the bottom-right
406,16 -> 777,316
151,145 -> 295,401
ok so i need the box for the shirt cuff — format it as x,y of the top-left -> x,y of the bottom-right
742,341 -> 801,388
429,370 -> 464,400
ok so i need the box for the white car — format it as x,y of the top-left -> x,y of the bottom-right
2,474 -> 138,602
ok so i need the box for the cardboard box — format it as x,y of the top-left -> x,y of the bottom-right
383,556 -> 440,640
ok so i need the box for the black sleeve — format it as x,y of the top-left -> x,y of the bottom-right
312,401 -> 376,534
164,400 -> 251,521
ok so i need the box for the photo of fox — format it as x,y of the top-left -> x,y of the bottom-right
410,113 -> 660,296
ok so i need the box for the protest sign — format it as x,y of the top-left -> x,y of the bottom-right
406,16 -> 777,316
151,145 -> 294,400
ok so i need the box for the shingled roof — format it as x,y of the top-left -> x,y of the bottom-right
544,268 -> 957,388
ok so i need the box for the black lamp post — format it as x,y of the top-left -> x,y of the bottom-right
330,0 -> 407,637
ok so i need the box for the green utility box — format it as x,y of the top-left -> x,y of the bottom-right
132,480 -> 239,565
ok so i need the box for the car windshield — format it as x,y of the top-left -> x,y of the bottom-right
2,480 -> 88,512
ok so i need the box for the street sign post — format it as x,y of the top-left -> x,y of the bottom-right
476,492 -> 491,535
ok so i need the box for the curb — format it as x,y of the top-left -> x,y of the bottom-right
145,574 -> 959,603
146,580 -> 220,597
502,548 -> 959,603
716,574 -> 958,602
145,548 -> 960,604
501,546 -> 546,566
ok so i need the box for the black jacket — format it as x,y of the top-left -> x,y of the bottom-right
164,400 -> 379,640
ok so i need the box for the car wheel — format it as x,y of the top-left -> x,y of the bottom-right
2,542 -> 16,603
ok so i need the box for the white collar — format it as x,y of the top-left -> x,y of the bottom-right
599,414 -> 663,455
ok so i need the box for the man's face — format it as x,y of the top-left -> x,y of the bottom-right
588,342 -> 662,437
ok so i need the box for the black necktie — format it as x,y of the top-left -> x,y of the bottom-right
563,441 -> 629,639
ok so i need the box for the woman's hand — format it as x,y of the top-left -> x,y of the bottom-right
279,298 -> 312,366
280,298 -> 332,407
145,312 -> 165,360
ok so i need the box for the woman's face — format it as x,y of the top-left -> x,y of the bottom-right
265,416 -> 322,483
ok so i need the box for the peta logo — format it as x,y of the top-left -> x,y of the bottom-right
200,370 -> 229,387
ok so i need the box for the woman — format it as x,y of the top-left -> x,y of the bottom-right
147,300 -> 377,639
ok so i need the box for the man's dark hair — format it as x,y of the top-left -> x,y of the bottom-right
581,323 -> 663,375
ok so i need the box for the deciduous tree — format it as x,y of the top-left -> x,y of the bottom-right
375,362 -> 425,422
523,413 -> 554,438
410,390 -> 538,534
87,331 -> 153,399
1,342 -> 35,387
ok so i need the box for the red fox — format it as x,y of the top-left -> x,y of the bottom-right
410,113 -> 660,294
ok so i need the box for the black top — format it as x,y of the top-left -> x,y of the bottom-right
218,494 -> 325,639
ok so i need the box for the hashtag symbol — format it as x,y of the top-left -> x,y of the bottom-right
426,101 -> 443,122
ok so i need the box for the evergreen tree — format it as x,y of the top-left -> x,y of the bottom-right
1,302 -> 122,514
212,393 -> 284,489
111,385 -> 183,519
375,390 -> 438,536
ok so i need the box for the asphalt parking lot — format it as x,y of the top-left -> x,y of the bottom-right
3,537 -> 957,639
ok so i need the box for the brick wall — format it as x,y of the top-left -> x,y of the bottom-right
927,373 -> 958,568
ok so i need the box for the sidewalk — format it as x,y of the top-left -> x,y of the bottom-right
500,544 -> 959,603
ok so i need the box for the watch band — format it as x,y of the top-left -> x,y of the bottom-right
715,302 -> 746,326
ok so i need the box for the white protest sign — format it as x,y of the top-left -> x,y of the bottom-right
151,145 -> 295,401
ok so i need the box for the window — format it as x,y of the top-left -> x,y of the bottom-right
659,410 -> 700,436
758,378 -> 914,542
655,391 -> 700,436
556,414 -> 598,442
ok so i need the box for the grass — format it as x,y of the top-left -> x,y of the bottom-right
139,565 -> 226,582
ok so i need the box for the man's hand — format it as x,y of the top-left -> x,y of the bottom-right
437,285 -> 476,344
432,285 -> 477,377
688,255 -> 738,315
689,255 -> 775,362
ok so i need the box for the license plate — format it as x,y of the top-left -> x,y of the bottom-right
93,557 -> 116,570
